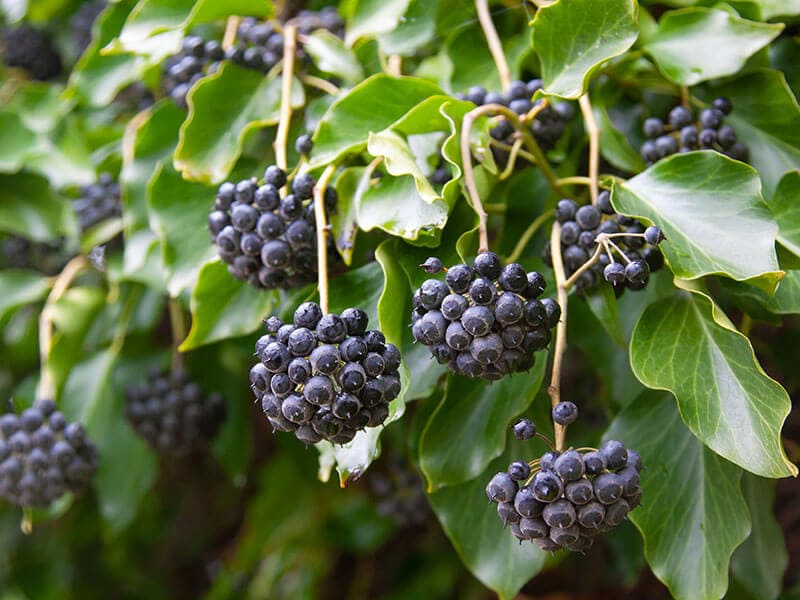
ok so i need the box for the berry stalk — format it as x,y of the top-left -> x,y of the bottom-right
578,94 -> 599,207
314,164 -> 337,314
36,256 -> 89,401
274,24 -> 297,173
548,223 -> 569,452
460,110 -> 491,253
222,16 -> 241,50
168,298 -> 187,370
475,0 -> 511,92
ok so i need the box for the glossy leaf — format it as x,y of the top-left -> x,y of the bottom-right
643,8 -> 782,86
310,75 -> 444,167
0,172 -> 76,241
768,171 -> 800,258
303,30 -> 364,86
420,357 -> 547,491
146,162 -> 216,296
428,439 -> 546,600
731,474 -> 787,600
532,0 -> 638,99
612,152 -> 782,293
345,0 -> 410,47
181,260 -> 277,350
175,64 -> 304,183
0,112 -> 37,172
0,270 -> 51,321
630,289 -> 797,478
594,103 -> 646,174
606,391 -> 750,600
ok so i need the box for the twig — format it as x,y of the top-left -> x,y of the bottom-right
300,74 -> 340,96
168,298 -> 187,371
680,85 -> 690,109
37,256 -> 89,401
476,0 -> 511,91
548,223 -> 569,452
488,138 -> 538,164
274,24 -> 297,173
460,111 -> 491,253
521,98 -> 550,124
387,55 -> 402,77
314,165 -> 337,314
557,176 -> 592,187
222,16 -> 241,51
498,138 -> 524,180
578,94 -> 599,206
507,211 -> 553,263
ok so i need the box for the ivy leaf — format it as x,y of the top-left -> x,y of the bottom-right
643,8 -> 782,86
61,350 -> 161,534
345,0 -> 410,47
174,64 -> 304,183
310,75 -> 444,167
767,171 -> 800,258
605,391 -> 750,600
594,102 -> 646,174
532,0 -> 638,99
751,0 -> 800,19
0,271 -> 51,321
427,439 -> 546,600
0,111 -> 37,172
181,260 -> 277,350
0,172 -> 77,241
708,69 -> 800,199
146,162 -> 216,296
731,474 -> 788,600
612,152 -> 782,293
630,289 -> 797,478
420,358 -> 547,491
303,30 -> 364,86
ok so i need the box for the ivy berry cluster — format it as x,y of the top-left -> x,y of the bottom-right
74,173 -> 122,232
1,24 -> 62,81
208,165 -> 337,290
251,302 -> 401,445
411,252 -> 560,381
544,192 -> 665,294
640,97 -> 749,164
488,415 -> 642,552
125,368 -> 226,455
0,400 -> 98,508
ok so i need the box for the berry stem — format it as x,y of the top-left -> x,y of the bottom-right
222,16 -> 241,50
498,138 -> 524,180
168,298 -> 187,371
561,241 -> 604,291
37,255 -> 89,402
578,94 -> 599,207
488,138 -> 538,164
314,164 -> 337,314
299,74 -> 339,96
556,176 -> 592,187
507,210 -> 553,263
460,110 -> 491,253
274,24 -> 297,174
535,432 -> 557,451
521,98 -> 550,124
475,0 -> 511,92
387,54 -> 402,76
21,507 -> 32,535
680,85 -> 690,109
548,222 -> 569,452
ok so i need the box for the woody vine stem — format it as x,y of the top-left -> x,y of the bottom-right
314,164 -> 337,314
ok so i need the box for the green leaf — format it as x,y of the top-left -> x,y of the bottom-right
606,391 -> 751,600
707,68 -> 800,199
612,152 -> 782,293
643,7 -> 782,86
0,111 -> 37,172
61,350 -> 160,534
345,0 -> 410,47
594,102 -> 646,174
630,289 -> 797,478
174,64 -> 304,183
768,171 -> 800,258
181,260 -> 277,350
357,173 -> 449,243
420,357 -> 547,491
0,270 -> 50,321
329,167 -> 362,265
303,30 -> 364,86
532,0 -> 638,99
310,75 -> 444,167
751,0 -> 800,18
367,130 -> 439,204
731,474 -> 787,600
376,0 -> 436,56
0,172 -> 77,241
146,162 -> 216,296
586,285 -> 626,346
428,440 -> 546,600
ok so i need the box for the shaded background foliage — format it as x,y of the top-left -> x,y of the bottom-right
0,0 -> 799,598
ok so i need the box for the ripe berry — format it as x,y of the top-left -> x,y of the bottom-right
445,264 -> 473,293
555,199 -> 578,223
575,205 -> 601,230
508,461 -> 531,481
600,439 -> 628,470
554,450 -> 585,481
421,257 -> 444,273
604,262 -> 625,284
624,260 -> 650,283
713,97 -> 733,115
643,117 -> 664,138
565,479 -> 594,505
668,105 -> 693,129
577,501 -> 605,529
473,251 -> 502,279
512,418 -> 536,440
593,473 -> 624,504
543,499 -> 576,528
552,401 -> 578,426
531,470 -> 563,502
295,134 -> 313,156
486,471 -> 518,502
644,226 -> 664,245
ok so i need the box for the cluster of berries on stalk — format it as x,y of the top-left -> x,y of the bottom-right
640,97 -> 748,164
544,191 -> 665,294
208,165 -> 337,290
125,368 -> 226,455
456,79 -> 575,163
411,252 -> 560,381
488,410 -> 643,552
0,400 -> 98,508
251,302 -> 401,445
74,173 -> 122,232
1,24 -> 62,80
163,7 -> 344,107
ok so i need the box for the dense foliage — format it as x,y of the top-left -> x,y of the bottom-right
1,0 -> 799,598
